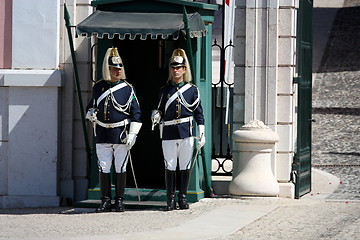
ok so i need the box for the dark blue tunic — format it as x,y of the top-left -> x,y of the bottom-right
157,82 -> 204,140
88,80 -> 141,144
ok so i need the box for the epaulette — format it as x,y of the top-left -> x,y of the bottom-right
188,82 -> 198,88
123,79 -> 132,87
94,79 -> 105,85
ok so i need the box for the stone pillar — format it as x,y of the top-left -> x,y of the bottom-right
229,120 -> 279,196
233,0 -> 298,198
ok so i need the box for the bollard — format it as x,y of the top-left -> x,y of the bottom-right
229,120 -> 280,196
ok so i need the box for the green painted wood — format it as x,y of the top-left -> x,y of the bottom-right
294,0 -> 313,199
91,0 -> 219,11
90,0 -> 217,24
64,3 -> 93,179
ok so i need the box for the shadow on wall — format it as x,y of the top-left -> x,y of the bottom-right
313,7 -> 360,73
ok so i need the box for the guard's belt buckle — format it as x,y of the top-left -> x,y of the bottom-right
96,119 -> 130,128
164,116 -> 192,126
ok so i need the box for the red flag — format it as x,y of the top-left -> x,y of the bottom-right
226,0 -> 230,6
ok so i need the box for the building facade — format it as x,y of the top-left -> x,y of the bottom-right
0,0 -> 62,208
0,0 -> 306,208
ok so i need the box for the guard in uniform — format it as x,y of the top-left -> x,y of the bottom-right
151,48 -> 205,211
86,47 -> 142,212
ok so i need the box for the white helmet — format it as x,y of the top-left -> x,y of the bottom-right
102,47 -> 127,81
168,48 -> 192,82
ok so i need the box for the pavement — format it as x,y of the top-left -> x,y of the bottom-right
1,168 -> 359,240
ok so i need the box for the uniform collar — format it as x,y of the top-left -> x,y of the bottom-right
107,80 -> 122,86
171,80 -> 185,87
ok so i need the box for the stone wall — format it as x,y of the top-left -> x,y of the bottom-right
0,0 -> 62,208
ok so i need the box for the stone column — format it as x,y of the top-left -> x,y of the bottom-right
229,120 -> 279,196
233,0 -> 297,198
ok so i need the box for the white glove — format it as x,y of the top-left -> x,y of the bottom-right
197,125 -> 206,150
85,108 -> 98,122
151,110 -> 162,130
126,122 -> 142,149
126,133 -> 137,149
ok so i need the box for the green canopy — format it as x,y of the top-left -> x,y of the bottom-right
77,10 -> 207,40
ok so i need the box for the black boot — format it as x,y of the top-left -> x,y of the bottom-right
164,170 -> 176,211
178,170 -> 190,210
114,173 -> 126,212
96,173 -> 112,213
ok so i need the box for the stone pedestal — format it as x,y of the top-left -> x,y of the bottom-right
229,120 -> 280,196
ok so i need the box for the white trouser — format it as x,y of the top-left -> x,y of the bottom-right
96,144 -> 129,173
162,137 -> 194,171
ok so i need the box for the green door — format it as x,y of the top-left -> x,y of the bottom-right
293,0 -> 313,198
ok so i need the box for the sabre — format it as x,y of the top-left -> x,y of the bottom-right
88,107 -> 98,136
128,150 -> 141,201
190,133 -> 204,174
93,121 -> 97,137
151,122 -> 158,131
151,110 -> 161,131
